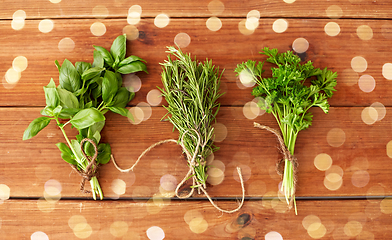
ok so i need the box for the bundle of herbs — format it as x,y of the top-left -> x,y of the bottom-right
23,34 -> 147,200
158,46 -> 244,213
235,47 -> 337,214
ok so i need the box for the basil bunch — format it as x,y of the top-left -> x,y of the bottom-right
23,34 -> 147,200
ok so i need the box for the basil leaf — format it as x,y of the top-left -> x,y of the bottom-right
94,46 -> 114,67
97,143 -> 111,164
71,139 -> 83,161
102,71 -> 118,104
110,34 -> 126,62
54,60 -> 61,72
91,78 -> 103,100
108,107 -> 129,118
40,106 -> 54,117
53,105 -> 63,117
115,72 -> 123,87
70,108 -> 105,129
119,55 -> 146,67
75,62 -> 92,75
92,50 -> 104,68
111,87 -> 131,108
55,142 -> 77,165
81,67 -> 105,80
58,108 -> 80,119
23,117 -> 52,140
43,79 -> 60,108
59,59 -> 82,92
57,88 -> 79,109
83,138 -> 97,157
117,61 -> 148,74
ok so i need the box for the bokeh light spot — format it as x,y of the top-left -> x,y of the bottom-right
160,174 -> 177,191
351,56 -> 367,73
73,222 -> 93,239
207,168 -> 225,185
326,5 -> 343,18
189,218 -> 208,234
358,75 -> 375,93
11,17 -> 25,30
238,19 -> 254,35
127,11 -> 141,25
213,123 -> 227,142
206,17 -> 222,31
123,25 -> 139,40
38,19 -> 54,33
92,5 -> 109,19
13,10 -> 26,19
326,128 -> 346,147
68,215 -> 87,230
110,221 -> 128,238
136,102 -> 152,121
344,221 -> 362,237
243,101 -> 260,119
174,33 -> 191,48
90,22 -> 106,36
361,107 -> 378,125
245,17 -> 259,31
314,153 -> 333,171
357,25 -> 373,40
184,209 -> 204,224
234,164 -> 251,182
12,56 -> 28,72
238,69 -> 255,87
44,179 -> 62,196
31,231 -> 49,240
208,0 -> 225,15
58,37 -> 75,53
123,74 -> 142,92
0,184 -> 10,201
128,107 -> 144,125
324,22 -> 340,36
382,63 -> 392,80
292,38 -> 309,53
302,215 -> 321,230
129,5 -> 142,15
380,198 -> 392,214
387,140 -> 392,158
247,10 -> 260,19
49,0 -> 61,3
351,170 -> 370,188
283,0 -> 296,3
146,226 -> 165,240
147,89 -> 162,106
265,231 -> 283,240
111,179 -> 126,195
5,68 -> 21,84
154,14 -> 170,28
273,19 -> 288,33
308,222 -> 327,239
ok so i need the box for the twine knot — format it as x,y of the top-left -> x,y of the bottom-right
70,138 -> 99,193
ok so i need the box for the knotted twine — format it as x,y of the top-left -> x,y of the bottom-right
70,138 -> 100,193
111,130 -> 245,214
253,122 -> 298,209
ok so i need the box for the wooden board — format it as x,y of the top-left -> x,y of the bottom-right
2,0 -> 392,19
1,18 -> 392,107
1,199 -> 391,239
3,107 -> 392,199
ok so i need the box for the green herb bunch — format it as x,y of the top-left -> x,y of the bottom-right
23,34 -> 147,200
159,46 -> 224,193
235,47 -> 337,213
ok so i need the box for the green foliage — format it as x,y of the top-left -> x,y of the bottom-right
22,34 -> 147,200
235,47 -> 338,213
159,46 -> 224,189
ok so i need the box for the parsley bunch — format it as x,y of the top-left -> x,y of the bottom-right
159,46 -> 223,193
23,34 -> 147,200
235,47 -> 337,213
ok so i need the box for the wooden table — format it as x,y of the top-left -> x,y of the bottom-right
1,0 -> 392,239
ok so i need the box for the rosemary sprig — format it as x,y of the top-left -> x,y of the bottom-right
159,46 -> 224,192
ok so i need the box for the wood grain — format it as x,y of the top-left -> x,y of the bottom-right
2,0 -> 392,19
1,199 -> 391,239
2,107 -> 391,198
1,18 -> 392,107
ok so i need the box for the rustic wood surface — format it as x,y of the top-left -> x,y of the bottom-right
1,0 -> 392,239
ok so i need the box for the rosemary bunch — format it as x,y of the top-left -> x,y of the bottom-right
159,46 -> 224,192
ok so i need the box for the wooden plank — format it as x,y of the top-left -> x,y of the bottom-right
1,18 -> 391,107
0,199 -> 391,239
2,107 -> 392,198
2,0 -> 392,19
